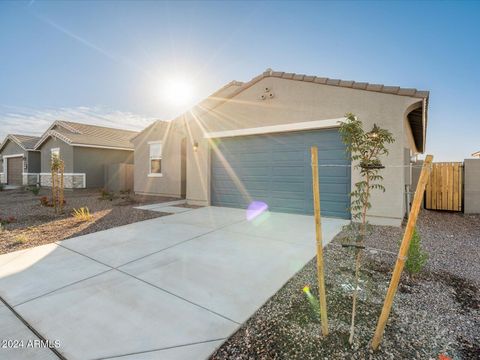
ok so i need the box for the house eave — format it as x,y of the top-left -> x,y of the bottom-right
71,144 -> 134,151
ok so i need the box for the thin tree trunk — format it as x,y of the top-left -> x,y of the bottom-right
349,173 -> 370,344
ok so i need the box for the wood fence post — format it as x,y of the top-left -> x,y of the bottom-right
311,146 -> 329,336
371,154 -> 433,350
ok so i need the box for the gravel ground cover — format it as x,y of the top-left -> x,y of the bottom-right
0,188 -> 176,254
212,210 -> 480,359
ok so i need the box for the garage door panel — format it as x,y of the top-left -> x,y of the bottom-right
269,199 -> 307,212
271,150 -> 305,161
311,183 -> 350,194
211,129 -> 351,219
272,166 -> 306,177
270,181 -> 305,192
271,191 -> 307,201
7,157 -> 23,186
316,150 -> 348,160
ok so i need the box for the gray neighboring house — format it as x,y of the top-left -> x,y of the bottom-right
0,134 -> 41,186
34,120 -> 138,189
133,69 -> 429,226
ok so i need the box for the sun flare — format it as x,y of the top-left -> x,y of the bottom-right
161,76 -> 195,107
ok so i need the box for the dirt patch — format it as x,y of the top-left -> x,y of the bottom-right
0,188 -> 175,254
435,272 -> 480,312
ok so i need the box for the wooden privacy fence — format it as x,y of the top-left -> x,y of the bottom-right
425,162 -> 463,211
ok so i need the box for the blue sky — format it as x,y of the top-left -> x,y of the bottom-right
0,1 -> 479,160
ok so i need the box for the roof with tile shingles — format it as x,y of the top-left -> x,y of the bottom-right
0,134 -> 41,152
34,121 -> 139,150
223,69 -> 429,102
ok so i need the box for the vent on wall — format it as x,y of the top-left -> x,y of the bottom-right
259,86 -> 275,100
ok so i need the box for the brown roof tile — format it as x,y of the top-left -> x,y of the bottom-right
11,134 -> 41,150
234,69 -> 429,99
314,77 -> 328,84
35,121 -> 138,150
339,80 -> 354,87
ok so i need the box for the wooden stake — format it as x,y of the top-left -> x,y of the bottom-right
311,146 -> 329,336
371,154 -> 433,350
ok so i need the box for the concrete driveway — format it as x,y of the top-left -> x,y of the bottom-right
0,206 -> 347,360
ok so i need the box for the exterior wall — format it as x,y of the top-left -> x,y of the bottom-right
26,151 -> 41,173
1,140 -> 26,184
39,137 -> 74,173
185,77 -> 424,226
464,159 -> 480,214
73,147 -> 133,188
38,137 -> 133,189
23,173 -> 39,186
104,163 -> 134,192
132,121 -> 185,198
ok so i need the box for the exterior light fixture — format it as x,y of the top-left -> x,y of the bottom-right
193,141 -> 199,152
369,123 -> 380,138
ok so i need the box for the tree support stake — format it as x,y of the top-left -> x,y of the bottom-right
311,146 -> 329,336
371,154 -> 433,350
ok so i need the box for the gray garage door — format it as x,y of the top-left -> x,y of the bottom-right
211,129 -> 351,219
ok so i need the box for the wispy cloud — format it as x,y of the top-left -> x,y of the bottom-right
0,105 -> 155,140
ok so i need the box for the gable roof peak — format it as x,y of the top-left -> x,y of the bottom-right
0,133 -> 41,152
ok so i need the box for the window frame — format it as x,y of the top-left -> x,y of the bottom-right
148,141 -> 163,177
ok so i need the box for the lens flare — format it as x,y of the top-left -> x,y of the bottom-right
246,201 -> 268,221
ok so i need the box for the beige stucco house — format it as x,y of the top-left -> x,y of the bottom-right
133,69 -> 429,226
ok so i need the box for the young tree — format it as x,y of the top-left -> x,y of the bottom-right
339,113 -> 395,344
51,155 -> 65,214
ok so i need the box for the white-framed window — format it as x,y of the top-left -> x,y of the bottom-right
148,141 -> 162,177
51,148 -> 60,162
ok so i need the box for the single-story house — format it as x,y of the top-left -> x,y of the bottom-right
133,69 -> 429,226
34,120 -> 138,188
0,134 -> 41,186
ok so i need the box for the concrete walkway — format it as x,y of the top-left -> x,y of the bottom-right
0,206 -> 347,360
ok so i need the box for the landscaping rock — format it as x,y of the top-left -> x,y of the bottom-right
211,210 -> 480,359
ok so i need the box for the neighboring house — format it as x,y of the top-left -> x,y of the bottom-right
34,121 -> 138,188
0,134 -> 41,186
472,151 -> 480,158
133,69 -> 429,226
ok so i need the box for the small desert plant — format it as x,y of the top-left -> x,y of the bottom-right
100,188 -> 115,201
12,234 -> 29,246
405,228 -> 428,278
40,196 -> 50,206
0,216 -> 16,231
40,196 -> 65,207
29,186 -> 40,196
72,207 -> 93,221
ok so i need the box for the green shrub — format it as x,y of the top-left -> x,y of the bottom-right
100,188 -> 115,201
405,228 -> 428,277
29,186 -> 40,196
0,183 -> 4,191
